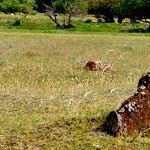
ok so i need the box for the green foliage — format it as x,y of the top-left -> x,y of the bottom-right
0,0 -> 21,13
52,0 -> 87,13
0,13 -> 149,33
0,0 -> 36,27
140,0 -> 150,18
88,0 -> 120,23
0,0 -> 150,26
114,0 -> 150,23
35,0 -> 52,12
45,0 -> 88,28
19,0 -> 37,14
0,0 -> 36,13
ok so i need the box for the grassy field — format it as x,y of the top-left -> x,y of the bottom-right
0,31 -> 150,149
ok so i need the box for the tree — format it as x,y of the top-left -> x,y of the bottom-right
0,0 -> 36,14
44,0 -> 88,28
0,0 -> 21,13
0,0 -> 36,26
35,0 -> 52,12
19,0 -> 36,14
15,0 -> 37,25
140,0 -> 150,20
115,0 -> 150,23
114,0 -> 142,23
139,0 -> 150,30
114,0 -> 150,28
88,0 -> 120,23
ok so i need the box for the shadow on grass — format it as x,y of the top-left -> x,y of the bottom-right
0,115 -> 112,149
122,27 -> 150,33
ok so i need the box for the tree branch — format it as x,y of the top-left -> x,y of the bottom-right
43,3 -> 63,28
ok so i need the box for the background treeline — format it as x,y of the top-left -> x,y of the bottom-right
0,0 -> 150,26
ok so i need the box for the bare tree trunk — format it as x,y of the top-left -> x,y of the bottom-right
68,14 -> 72,26
44,4 -> 64,28
47,14 -> 63,28
44,3 -> 77,29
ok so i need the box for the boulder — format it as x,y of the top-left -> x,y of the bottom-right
104,88 -> 150,136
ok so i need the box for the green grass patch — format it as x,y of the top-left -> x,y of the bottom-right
0,13 -> 149,34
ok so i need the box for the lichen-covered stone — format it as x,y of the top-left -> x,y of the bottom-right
84,60 -> 113,72
84,60 -> 103,71
104,89 -> 150,136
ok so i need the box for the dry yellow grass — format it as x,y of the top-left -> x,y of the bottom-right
0,31 -> 150,149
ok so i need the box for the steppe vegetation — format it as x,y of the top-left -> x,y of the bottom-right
0,31 -> 150,149
0,0 -> 150,149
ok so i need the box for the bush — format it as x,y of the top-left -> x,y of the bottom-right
0,0 -> 21,13
0,0 -> 36,14
84,19 -> 92,23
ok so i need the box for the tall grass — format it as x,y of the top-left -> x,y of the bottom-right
0,32 -> 150,149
